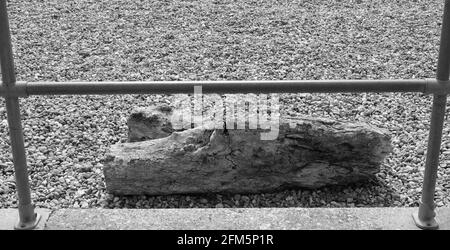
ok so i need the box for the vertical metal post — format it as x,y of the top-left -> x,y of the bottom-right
0,0 -> 40,229
413,0 -> 450,230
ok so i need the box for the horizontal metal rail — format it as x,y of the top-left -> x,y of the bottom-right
0,79 -> 449,96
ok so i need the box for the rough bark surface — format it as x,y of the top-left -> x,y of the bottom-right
105,114 -> 392,195
127,104 -> 185,142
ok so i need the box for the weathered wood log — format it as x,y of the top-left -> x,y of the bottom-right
104,112 -> 392,195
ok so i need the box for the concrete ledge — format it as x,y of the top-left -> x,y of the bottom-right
0,208 -> 52,230
1,207 -> 448,230
39,207 -> 450,230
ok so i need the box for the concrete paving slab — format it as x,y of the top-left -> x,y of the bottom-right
0,208 -> 52,230
43,207 -> 450,230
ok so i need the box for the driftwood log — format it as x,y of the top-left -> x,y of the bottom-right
104,105 -> 392,195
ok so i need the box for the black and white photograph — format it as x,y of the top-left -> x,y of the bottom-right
0,0 -> 449,237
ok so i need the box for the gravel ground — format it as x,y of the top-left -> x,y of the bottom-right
1,0 -> 450,209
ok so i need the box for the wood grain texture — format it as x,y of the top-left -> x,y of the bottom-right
105,113 -> 392,195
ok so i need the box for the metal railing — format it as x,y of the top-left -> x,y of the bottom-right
1,0 -> 449,230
